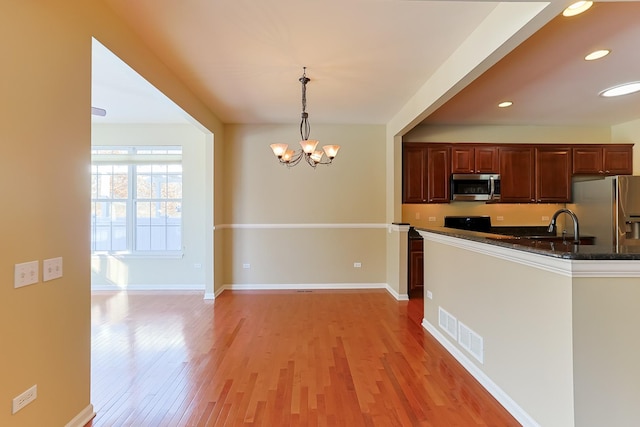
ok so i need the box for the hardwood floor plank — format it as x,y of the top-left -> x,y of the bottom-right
86,290 -> 520,426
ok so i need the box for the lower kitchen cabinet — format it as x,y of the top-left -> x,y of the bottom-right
408,238 -> 424,297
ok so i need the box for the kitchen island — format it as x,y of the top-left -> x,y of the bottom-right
416,227 -> 640,427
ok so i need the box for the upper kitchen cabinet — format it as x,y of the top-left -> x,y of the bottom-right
572,144 -> 633,175
402,143 -> 450,203
403,143 -> 429,203
451,145 -> 498,174
427,145 -> 451,203
499,146 -> 535,203
535,146 -> 572,203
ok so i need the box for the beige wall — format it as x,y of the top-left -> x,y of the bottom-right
221,124 -> 388,289
404,124 -> 613,144
91,124 -> 208,289
572,277 -> 640,427
612,118 -> 640,174
0,1 -> 222,426
422,233 -> 640,427
422,238 -> 575,427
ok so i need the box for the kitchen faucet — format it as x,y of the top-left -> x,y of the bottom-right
548,208 -> 580,244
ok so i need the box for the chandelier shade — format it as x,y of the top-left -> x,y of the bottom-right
269,67 -> 340,168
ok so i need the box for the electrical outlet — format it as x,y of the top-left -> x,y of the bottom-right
426,290 -> 433,300
353,262 -> 362,268
242,263 -> 250,269
428,216 -> 436,222
542,216 -> 549,221
14,261 -> 39,288
12,385 -> 37,414
496,216 -> 504,221
43,257 -> 63,282
415,212 -> 421,219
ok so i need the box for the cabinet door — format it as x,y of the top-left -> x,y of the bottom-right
427,146 -> 450,203
403,144 -> 428,203
573,147 -> 603,174
475,147 -> 499,173
409,250 -> 424,293
499,147 -> 535,202
603,146 -> 633,175
535,147 -> 571,202
451,146 -> 498,173
451,146 -> 474,173
573,145 -> 633,175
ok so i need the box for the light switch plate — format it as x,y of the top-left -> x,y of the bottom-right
43,257 -> 63,281
15,261 -> 39,288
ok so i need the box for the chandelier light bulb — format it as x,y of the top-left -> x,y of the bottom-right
323,145 -> 340,159
300,139 -> 319,154
270,143 -> 289,158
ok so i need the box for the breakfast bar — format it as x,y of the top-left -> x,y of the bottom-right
416,226 -> 640,427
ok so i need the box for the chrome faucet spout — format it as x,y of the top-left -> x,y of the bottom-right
548,208 -> 580,244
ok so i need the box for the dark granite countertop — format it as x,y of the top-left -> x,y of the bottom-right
416,226 -> 640,260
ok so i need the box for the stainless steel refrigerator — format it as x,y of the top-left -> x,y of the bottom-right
570,175 -> 640,247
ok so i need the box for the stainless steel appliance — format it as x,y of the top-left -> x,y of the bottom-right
450,174 -> 500,201
570,175 -> 640,247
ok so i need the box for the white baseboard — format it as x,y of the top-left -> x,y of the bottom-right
219,283 -> 407,300
65,404 -> 95,427
91,283 -> 408,302
421,319 -> 540,427
91,283 -> 205,291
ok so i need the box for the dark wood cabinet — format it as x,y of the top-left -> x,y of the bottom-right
535,147 -> 572,202
403,142 -> 633,204
408,238 -> 423,296
451,145 -> 498,173
402,143 -> 450,203
402,144 -> 428,203
573,145 -> 633,175
427,146 -> 450,203
499,147 -> 535,203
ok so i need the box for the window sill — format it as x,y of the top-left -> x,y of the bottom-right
91,252 -> 184,260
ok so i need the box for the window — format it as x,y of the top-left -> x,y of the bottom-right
91,146 -> 183,254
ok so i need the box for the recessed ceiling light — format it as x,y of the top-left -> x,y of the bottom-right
498,101 -> 513,108
585,49 -> 610,61
563,1 -> 593,17
599,82 -> 640,98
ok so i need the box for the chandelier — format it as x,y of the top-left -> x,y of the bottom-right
270,67 -> 340,168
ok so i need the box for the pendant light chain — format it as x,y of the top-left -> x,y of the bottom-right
300,67 -> 311,141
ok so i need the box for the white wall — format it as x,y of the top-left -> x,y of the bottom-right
91,123 -> 208,289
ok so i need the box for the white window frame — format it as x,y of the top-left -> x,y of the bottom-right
91,146 -> 183,256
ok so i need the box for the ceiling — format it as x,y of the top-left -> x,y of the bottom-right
92,0 -> 640,130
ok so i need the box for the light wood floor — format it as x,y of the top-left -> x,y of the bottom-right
87,290 -> 520,426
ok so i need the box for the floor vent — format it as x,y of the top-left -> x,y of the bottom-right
458,321 -> 484,364
438,307 -> 458,340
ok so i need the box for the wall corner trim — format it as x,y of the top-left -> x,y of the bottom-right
65,404 -> 95,427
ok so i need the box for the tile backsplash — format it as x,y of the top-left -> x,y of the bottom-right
402,202 -> 566,228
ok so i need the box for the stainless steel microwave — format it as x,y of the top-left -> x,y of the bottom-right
450,174 -> 501,201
